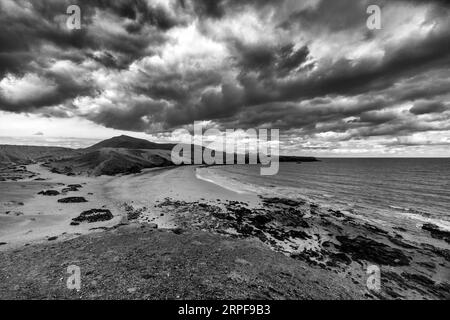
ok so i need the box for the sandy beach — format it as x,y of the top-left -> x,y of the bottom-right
0,164 -> 123,249
0,164 -> 259,249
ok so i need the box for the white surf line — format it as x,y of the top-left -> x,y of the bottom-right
194,168 -> 249,195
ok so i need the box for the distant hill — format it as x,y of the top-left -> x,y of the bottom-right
84,135 -> 175,151
62,135 -> 177,175
48,147 -> 173,176
0,145 -> 79,166
0,136 -> 176,175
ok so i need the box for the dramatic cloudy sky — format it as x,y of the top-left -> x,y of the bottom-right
0,0 -> 449,156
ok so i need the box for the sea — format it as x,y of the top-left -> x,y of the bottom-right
196,158 -> 450,233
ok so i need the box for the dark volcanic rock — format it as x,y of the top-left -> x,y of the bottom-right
62,184 -> 82,193
58,197 -> 88,203
247,214 -> 272,228
327,252 -> 352,266
236,224 -> 256,236
72,209 -> 113,223
172,228 -> 185,235
124,165 -> 142,175
382,271 -> 444,298
388,235 -> 417,249
67,184 -> 82,188
430,247 -> 450,262
122,203 -> 145,220
362,223 -> 388,235
287,229 -> 310,240
225,205 -> 252,221
336,235 -> 410,266
401,272 -> 435,287
290,249 -> 323,266
328,209 -> 345,218
421,223 -> 450,243
417,261 -> 436,269
38,190 -> 60,196
261,197 -> 304,207
282,210 -> 309,228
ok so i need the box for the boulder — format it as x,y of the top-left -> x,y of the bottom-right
58,197 -> 88,203
72,209 -> 113,223
61,186 -> 79,193
67,184 -> 82,188
422,223 -> 450,243
38,190 -> 60,196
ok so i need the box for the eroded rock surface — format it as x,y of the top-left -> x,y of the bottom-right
72,209 -> 113,223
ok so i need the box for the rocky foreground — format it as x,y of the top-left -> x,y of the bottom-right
0,223 -> 364,300
0,194 -> 448,299
150,196 -> 450,300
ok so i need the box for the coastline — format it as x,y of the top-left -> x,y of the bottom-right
0,163 -> 449,299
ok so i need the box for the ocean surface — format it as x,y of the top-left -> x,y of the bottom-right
197,158 -> 450,232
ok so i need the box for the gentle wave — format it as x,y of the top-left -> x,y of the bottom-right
195,167 -> 255,194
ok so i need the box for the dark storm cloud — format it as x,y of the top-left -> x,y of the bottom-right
86,51 -> 122,69
410,101 -> 448,115
281,0 -> 372,32
207,12 -> 450,135
397,0 -> 450,7
79,0 -> 182,32
238,23 -> 450,107
0,1 -> 93,75
0,0 -> 449,150
85,99 -> 169,132
232,41 -> 311,78
188,0 -> 276,19
0,0 -> 178,77
348,120 -> 450,139
358,111 -> 399,125
280,0 -> 450,32
174,0 -> 449,133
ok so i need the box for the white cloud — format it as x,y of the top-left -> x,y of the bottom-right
0,73 -> 57,104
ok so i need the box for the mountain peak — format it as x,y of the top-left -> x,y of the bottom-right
85,135 -> 175,151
